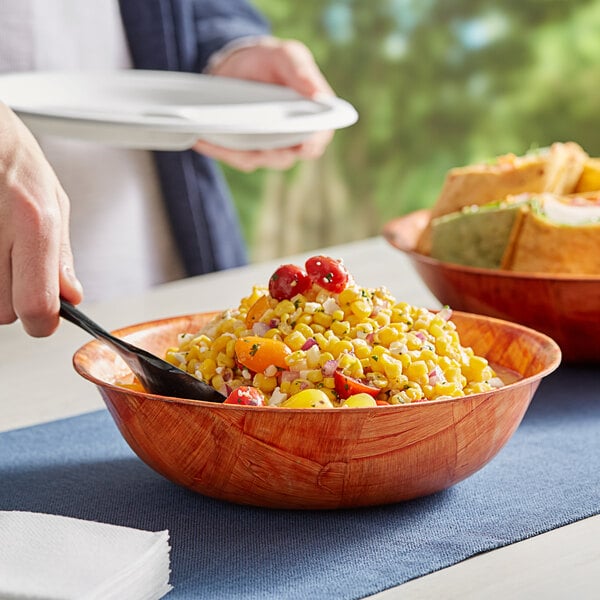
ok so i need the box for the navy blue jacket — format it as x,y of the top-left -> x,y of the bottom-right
118,0 -> 270,276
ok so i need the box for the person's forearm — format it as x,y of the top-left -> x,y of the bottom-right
190,0 -> 271,72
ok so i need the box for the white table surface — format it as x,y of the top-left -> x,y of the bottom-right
1,236 -> 598,599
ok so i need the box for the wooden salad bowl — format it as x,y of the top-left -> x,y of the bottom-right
384,209 -> 600,363
73,311 -> 560,510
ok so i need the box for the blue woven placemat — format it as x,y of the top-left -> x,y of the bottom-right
1,365 -> 598,599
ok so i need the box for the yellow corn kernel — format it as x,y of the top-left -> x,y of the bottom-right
465,381 -> 493,394
405,360 -> 429,387
284,330 -> 307,351
322,376 -> 335,389
330,319 -> 351,337
253,373 -> 278,393
285,351 -> 307,370
374,311 -> 391,327
366,372 -> 389,389
368,355 -> 384,373
351,339 -> 370,359
319,386 -> 338,403
400,383 -> 424,402
388,373 -> 409,390
274,300 -> 296,317
350,299 -> 372,320
264,328 -> 283,341
225,338 -> 236,357
294,323 -> 314,339
311,324 -> 326,334
305,369 -> 324,383
375,326 -> 397,346
338,288 -> 360,308
184,345 -> 200,362
216,351 -> 235,369
428,321 -> 446,339
443,365 -> 463,384
200,357 -> 217,379
318,351 -> 335,367
185,358 -> 199,374
337,352 -> 358,371
381,354 -> 403,380
331,309 -> 345,321
463,355 -> 489,381
313,333 -> 328,349
432,381 -> 463,398
211,373 -> 225,391
329,339 -> 354,357
312,311 -> 333,328
212,333 -> 233,354
296,313 -> 313,326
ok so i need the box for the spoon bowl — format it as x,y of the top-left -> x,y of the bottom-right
59,299 -> 225,403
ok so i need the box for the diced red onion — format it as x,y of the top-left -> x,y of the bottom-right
280,370 -> 299,383
322,359 -> 339,377
301,338 -> 318,351
252,322 -> 270,336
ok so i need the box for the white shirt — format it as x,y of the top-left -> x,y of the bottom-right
0,0 -> 185,302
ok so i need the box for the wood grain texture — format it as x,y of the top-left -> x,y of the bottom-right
72,311 -> 560,509
384,209 -> 600,363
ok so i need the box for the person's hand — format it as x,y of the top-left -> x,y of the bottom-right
0,103 -> 83,337
193,37 -> 334,172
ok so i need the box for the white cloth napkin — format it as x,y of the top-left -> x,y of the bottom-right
0,511 -> 172,600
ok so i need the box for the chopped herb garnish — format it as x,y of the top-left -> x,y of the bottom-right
249,343 -> 259,356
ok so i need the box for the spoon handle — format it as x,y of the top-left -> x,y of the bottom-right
59,299 -> 137,359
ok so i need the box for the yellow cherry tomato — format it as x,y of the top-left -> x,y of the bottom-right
342,393 -> 378,408
234,336 -> 291,373
282,389 -> 334,408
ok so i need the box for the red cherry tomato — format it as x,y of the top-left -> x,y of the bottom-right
269,264 -> 311,300
305,256 -> 349,293
334,371 -> 379,400
224,386 -> 265,406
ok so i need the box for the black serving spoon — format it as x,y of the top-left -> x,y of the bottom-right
60,298 -> 225,403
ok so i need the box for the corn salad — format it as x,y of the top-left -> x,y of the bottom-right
166,256 -> 502,408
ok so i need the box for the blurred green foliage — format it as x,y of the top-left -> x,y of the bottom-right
225,0 -> 600,257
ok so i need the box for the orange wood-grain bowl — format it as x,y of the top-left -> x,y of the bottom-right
383,209 -> 600,364
73,311 -> 560,510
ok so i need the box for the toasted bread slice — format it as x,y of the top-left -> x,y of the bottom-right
416,142 -> 588,255
430,197 -> 527,269
502,193 -> 600,274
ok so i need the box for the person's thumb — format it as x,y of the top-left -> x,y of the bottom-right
57,193 -> 83,304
